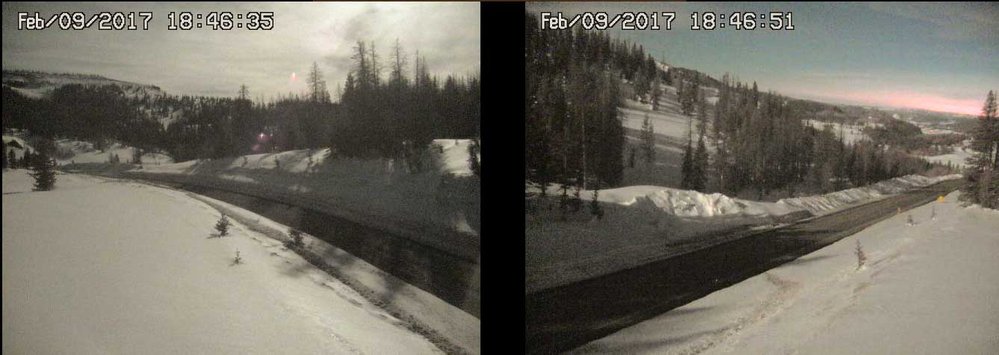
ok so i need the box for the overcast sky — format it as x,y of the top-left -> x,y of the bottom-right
529,2 -> 999,116
2,2 -> 480,99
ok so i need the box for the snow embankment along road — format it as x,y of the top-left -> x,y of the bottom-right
2,169 -> 459,354
526,174 -> 963,293
576,191 -> 999,354
776,174 -> 963,215
526,179 -> 964,354
120,139 -> 480,262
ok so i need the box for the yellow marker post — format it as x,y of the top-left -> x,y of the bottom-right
937,195 -> 945,203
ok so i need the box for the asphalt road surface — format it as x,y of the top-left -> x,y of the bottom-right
525,179 -> 963,354
166,183 -> 481,318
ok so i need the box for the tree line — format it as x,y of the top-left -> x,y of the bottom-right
1,38 -> 479,167
962,90 -> 999,208
526,12 -> 661,191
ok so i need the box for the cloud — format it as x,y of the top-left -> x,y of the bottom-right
2,2 -> 479,98
867,3 -> 999,45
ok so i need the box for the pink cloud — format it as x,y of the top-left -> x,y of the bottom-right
799,89 -> 982,116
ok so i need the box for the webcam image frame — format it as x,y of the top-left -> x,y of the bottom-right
3,2 -> 479,354
525,2 -> 998,354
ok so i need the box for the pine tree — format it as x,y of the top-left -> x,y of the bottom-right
589,188 -> 604,219
7,150 -> 15,169
28,150 -> 56,191
962,90 -> 999,208
640,114 -> 656,164
215,213 -> 230,236
468,138 -> 481,176
2,148 -> 7,169
681,138 -> 693,189
691,133 -> 708,191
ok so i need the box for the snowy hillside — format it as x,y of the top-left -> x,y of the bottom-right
54,139 -> 173,165
804,119 -> 872,144
2,70 -> 163,99
526,174 -> 961,293
122,139 -> 480,260
3,134 -> 173,165
2,169 -> 455,354
576,191 -> 999,354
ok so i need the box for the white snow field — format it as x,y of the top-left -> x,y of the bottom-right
804,119 -> 872,145
526,174 -> 962,293
924,145 -> 974,169
54,139 -> 174,165
4,135 -> 173,166
3,169 -> 474,354
121,139 -> 480,261
574,191 -> 999,354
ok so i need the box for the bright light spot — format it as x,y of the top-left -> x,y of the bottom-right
290,72 -> 298,82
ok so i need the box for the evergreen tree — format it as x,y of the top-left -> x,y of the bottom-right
962,90 -> 999,208
691,133 -> 708,191
589,188 -> 604,219
2,149 -> 7,169
468,138 -> 481,176
215,213 -> 230,237
681,137 -> 693,189
28,150 -> 56,191
8,150 -> 15,169
640,114 -> 656,164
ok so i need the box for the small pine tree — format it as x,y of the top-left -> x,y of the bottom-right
28,151 -> 56,191
7,150 -> 16,169
558,183 -> 570,219
907,214 -> 914,226
233,250 -> 242,264
215,213 -> 230,236
629,147 -> 636,168
468,138 -> 481,176
590,189 -> 604,219
1,148 -> 6,169
855,240 -> 866,270
571,183 -> 582,212
288,228 -> 304,248
640,114 -> 656,164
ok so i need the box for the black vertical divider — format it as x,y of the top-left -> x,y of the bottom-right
480,2 -> 526,354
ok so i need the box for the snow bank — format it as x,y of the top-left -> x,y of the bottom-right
527,174 -> 960,293
777,174 -> 963,215
558,185 -> 802,218
526,185 -> 807,292
578,191 -> 999,354
2,170 -> 444,354
123,139 -> 480,261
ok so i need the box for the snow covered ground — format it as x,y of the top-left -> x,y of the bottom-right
3,134 -> 173,165
121,139 -> 480,261
574,191 -> 999,354
923,145 -> 973,169
3,168 -> 475,354
526,174 -> 962,293
804,119 -> 871,144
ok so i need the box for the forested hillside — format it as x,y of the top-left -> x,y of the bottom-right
2,39 -> 479,164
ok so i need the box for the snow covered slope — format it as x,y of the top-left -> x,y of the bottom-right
2,169 -> 447,354
777,174 -> 962,215
2,70 -> 163,99
54,139 -> 173,165
576,191 -> 999,354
